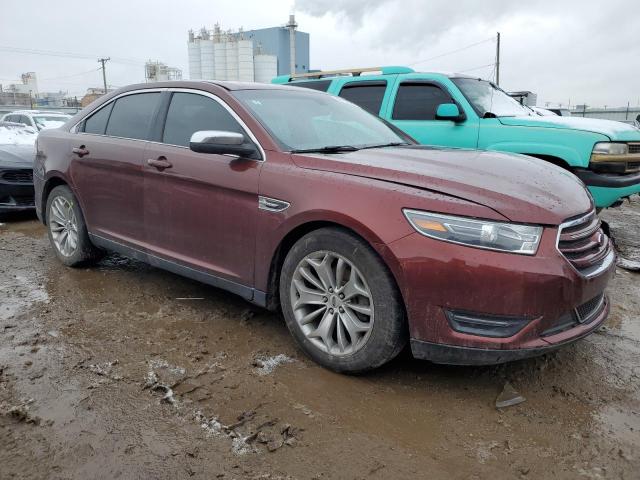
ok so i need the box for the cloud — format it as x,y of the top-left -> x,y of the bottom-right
294,0 -> 640,107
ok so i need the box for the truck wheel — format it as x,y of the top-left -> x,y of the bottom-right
279,227 -> 407,373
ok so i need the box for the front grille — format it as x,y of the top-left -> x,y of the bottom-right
557,210 -> 611,274
1,169 -> 33,184
13,196 -> 35,207
541,293 -> 606,336
628,143 -> 640,154
0,195 -> 35,207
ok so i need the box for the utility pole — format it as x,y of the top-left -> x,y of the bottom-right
495,32 -> 501,86
98,57 -> 110,93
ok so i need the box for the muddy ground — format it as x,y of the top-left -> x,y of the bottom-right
1,198 -> 639,480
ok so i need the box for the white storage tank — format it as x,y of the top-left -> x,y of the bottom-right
225,38 -> 239,81
237,39 -> 254,82
187,38 -> 202,80
213,40 -> 227,80
254,54 -> 278,83
200,39 -> 216,80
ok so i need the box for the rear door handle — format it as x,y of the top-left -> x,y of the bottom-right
147,157 -> 172,171
72,146 -> 89,157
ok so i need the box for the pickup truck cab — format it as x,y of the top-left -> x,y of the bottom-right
273,67 -> 640,208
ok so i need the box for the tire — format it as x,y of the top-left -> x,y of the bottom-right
45,185 -> 102,267
279,227 -> 407,373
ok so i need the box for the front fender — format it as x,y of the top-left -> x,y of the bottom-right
484,142 -> 583,166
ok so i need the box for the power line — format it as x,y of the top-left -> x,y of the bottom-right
408,37 -> 495,66
0,45 -> 145,65
39,68 -> 101,81
459,63 -> 495,73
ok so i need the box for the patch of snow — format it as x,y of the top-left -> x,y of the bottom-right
0,125 -> 37,145
149,358 -> 186,375
253,354 -> 294,376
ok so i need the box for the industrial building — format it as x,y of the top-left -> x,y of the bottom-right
145,61 -> 183,82
187,15 -> 309,83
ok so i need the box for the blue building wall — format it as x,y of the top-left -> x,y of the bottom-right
241,27 -> 310,75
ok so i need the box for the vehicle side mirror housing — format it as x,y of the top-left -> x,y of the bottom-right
435,103 -> 466,123
189,130 -> 260,159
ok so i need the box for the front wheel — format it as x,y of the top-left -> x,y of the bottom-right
46,185 -> 102,267
279,228 -> 407,373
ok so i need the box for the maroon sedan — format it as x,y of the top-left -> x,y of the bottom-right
34,81 -> 615,372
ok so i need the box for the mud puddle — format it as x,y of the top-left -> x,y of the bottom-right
1,201 -> 639,479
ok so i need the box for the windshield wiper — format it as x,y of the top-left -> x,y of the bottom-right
359,142 -> 411,150
290,145 -> 360,154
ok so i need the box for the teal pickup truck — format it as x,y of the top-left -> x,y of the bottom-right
273,67 -> 640,209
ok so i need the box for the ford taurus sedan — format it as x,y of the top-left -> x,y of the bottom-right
33,81 -> 615,372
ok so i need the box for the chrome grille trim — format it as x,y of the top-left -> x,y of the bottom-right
556,209 -> 614,278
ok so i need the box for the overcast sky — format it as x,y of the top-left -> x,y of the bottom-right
1,0 -> 638,107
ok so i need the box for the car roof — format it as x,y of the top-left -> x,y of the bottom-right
7,110 -> 70,115
273,66 -> 482,85
118,80 -> 297,93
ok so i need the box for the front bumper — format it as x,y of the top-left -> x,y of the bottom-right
0,181 -> 35,214
386,227 -> 616,365
574,169 -> 640,207
410,295 -> 609,365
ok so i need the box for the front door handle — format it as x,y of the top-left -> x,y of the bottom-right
72,146 -> 90,157
147,157 -> 172,171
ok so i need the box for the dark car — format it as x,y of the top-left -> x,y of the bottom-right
0,122 -> 37,215
33,82 -> 615,372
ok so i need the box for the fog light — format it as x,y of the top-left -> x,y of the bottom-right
445,310 -> 531,338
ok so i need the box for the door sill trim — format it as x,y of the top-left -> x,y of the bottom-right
88,233 -> 267,306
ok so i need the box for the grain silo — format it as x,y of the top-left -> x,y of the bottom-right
237,38 -> 254,82
254,53 -> 278,83
225,36 -> 239,81
200,38 -> 216,81
187,30 -> 202,80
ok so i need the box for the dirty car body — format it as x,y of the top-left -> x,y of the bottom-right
34,81 -> 615,370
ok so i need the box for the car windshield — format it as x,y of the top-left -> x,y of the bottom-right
33,115 -> 71,129
452,78 -> 533,117
232,88 -> 409,152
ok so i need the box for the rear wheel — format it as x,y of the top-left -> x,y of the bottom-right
46,185 -> 102,267
279,228 -> 407,373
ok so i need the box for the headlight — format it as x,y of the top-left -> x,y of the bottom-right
403,209 -> 543,255
592,142 -> 629,155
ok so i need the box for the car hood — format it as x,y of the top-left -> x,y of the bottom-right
498,115 -> 640,141
292,146 -> 592,225
0,144 -> 36,168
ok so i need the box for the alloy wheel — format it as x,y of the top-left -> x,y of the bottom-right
290,251 -> 374,356
49,196 -> 79,257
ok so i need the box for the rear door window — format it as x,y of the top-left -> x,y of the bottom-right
83,102 -> 114,135
338,81 -> 387,115
162,92 -> 244,147
289,80 -> 332,92
392,83 -> 453,120
105,92 -> 161,140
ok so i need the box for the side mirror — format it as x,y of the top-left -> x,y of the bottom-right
189,130 -> 260,159
435,103 -> 466,123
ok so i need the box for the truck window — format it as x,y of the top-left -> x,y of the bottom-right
338,81 -> 387,115
290,80 -> 332,92
392,83 -> 452,120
